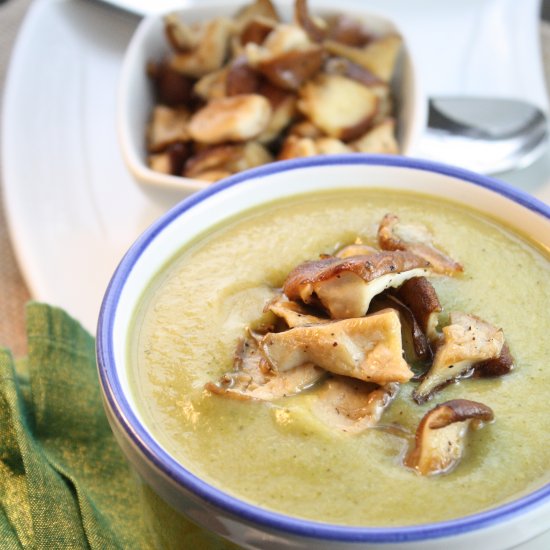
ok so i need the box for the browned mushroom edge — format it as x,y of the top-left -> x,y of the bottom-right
257,46 -> 325,91
323,56 -> 385,87
311,375 -> 400,434
324,13 -> 372,47
412,312 -> 508,404
404,399 -> 494,476
259,309 -> 414,385
206,331 -> 325,401
473,343 -> 515,378
370,293 -> 432,371
240,17 -> 277,46
234,0 -> 279,30
294,0 -> 327,43
266,293 -> 330,328
283,250 -> 432,313
378,213 -> 463,276
391,276 -> 442,343
226,55 -> 263,96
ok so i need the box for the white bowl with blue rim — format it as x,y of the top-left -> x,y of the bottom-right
97,154 -> 550,550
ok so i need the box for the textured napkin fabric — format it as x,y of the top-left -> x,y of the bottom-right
0,303 -> 235,550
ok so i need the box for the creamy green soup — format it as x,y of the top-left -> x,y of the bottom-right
129,189 -> 550,526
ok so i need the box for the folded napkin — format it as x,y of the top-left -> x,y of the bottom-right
0,303 -> 236,549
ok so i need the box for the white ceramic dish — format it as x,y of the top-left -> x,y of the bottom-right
97,155 -> 550,550
117,0 -> 426,204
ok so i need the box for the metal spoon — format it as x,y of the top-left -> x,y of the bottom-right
417,96 -> 548,174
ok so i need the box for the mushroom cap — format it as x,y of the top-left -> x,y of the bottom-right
267,294 -> 329,328
378,213 -> 463,276
413,312 -> 506,404
147,105 -> 191,153
311,375 -> 399,433
206,332 -> 324,401
260,308 -> 414,385
188,94 -> 272,144
297,73 -> 379,141
392,276 -> 442,342
169,17 -> 233,78
351,118 -> 399,155
324,33 -> 402,82
258,46 -> 325,91
405,398 -> 494,475
283,250 -> 432,318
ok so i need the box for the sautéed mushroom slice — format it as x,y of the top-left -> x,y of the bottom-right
378,213 -> 463,276
206,331 -> 324,401
370,293 -> 431,367
260,309 -> 414,385
283,250 -> 433,319
391,276 -> 442,343
187,94 -> 272,144
311,375 -> 399,434
404,399 -> 494,475
245,23 -> 324,91
323,33 -> 402,83
297,73 -> 379,141
168,17 -> 233,78
413,312 -> 508,404
234,0 -> 279,31
266,294 -> 330,328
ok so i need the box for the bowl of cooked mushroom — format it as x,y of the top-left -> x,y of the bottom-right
117,0 -> 425,205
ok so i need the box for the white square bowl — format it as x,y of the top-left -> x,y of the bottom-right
117,0 -> 426,205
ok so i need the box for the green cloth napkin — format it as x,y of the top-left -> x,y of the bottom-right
0,302 -> 237,550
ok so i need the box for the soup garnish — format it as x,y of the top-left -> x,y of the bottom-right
206,213 -> 511,476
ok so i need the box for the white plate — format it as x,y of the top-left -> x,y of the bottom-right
2,0 -> 550,334
2,0 -> 167,333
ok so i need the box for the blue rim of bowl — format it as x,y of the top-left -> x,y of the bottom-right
97,154 -> 550,543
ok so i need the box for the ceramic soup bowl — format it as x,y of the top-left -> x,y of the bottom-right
97,155 -> 550,549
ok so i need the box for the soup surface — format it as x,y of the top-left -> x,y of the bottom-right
129,189 -> 550,526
